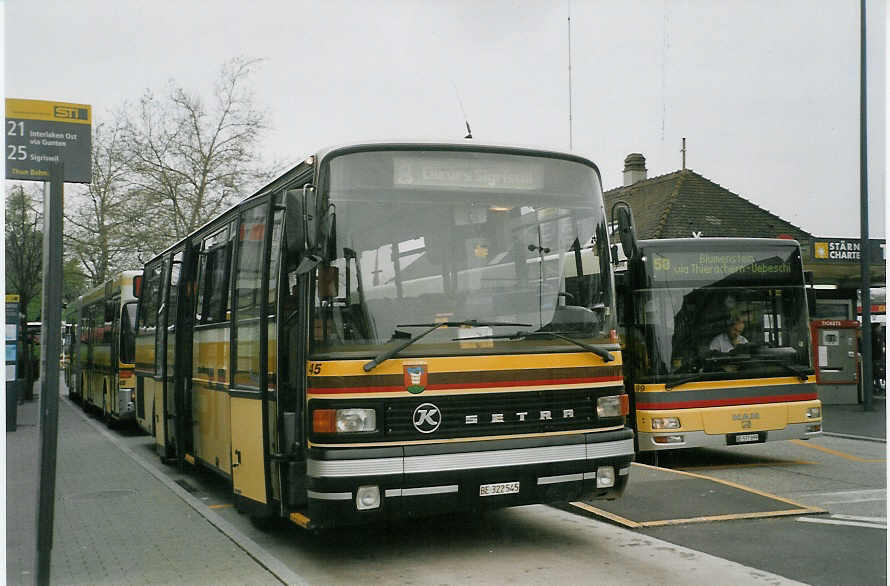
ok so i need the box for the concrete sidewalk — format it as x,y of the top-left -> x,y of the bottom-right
821,395 -> 886,441
6,389 -> 286,586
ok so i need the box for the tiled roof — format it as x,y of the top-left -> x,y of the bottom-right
603,169 -> 813,243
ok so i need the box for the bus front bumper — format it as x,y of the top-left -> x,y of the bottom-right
301,428 -> 635,527
638,421 -> 822,452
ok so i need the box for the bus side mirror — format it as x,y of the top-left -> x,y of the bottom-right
286,187 -> 323,275
614,203 -> 638,261
286,185 -> 319,251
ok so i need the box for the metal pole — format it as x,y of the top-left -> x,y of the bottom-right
35,163 -> 63,585
567,0 -> 573,151
859,0 -> 873,411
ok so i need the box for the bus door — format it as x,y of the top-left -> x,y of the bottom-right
230,200 -> 275,509
173,243 -> 199,461
162,249 -> 185,460
277,184 -> 314,513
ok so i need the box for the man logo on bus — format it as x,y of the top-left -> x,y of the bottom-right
404,364 -> 428,394
413,403 -> 441,434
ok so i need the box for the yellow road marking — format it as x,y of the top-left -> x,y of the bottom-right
790,439 -> 886,463
208,504 -> 233,509
634,462 -> 821,510
639,508 -> 817,527
570,462 -> 825,528
569,501 -> 641,528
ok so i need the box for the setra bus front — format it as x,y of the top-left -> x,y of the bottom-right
283,144 -> 634,527
619,238 -> 822,452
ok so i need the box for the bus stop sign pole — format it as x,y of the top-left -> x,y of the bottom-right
35,162 -> 63,585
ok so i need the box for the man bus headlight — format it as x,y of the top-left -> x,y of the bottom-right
313,408 -> 377,433
651,417 -> 681,429
806,407 -> 821,419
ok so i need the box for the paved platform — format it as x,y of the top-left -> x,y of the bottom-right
821,395 -> 885,441
6,391 -> 288,586
569,462 -> 823,528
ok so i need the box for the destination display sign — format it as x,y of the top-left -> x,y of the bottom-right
647,247 -> 799,286
5,98 -> 92,183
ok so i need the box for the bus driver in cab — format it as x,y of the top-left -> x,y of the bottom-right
710,313 -> 749,353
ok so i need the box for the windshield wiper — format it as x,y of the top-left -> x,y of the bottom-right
363,320 -> 532,372
667,359 -> 810,390
665,372 -> 709,390
457,330 -> 614,362
756,359 -> 811,381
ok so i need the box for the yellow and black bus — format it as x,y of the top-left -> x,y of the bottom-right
134,141 -> 634,528
70,271 -> 142,423
615,238 -> 822,452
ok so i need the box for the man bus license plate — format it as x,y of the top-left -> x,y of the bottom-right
479,481 -> 520,497
729,432 -> 764,444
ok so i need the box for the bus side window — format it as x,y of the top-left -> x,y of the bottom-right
233,203 -> 268,388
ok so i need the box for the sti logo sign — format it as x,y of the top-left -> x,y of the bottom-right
6,98 -> 92,184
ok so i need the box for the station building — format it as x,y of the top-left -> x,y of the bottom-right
604,153 -> 885,404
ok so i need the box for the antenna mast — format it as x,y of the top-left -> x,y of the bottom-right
452,82 -> 473,139
567,1 -> 574,150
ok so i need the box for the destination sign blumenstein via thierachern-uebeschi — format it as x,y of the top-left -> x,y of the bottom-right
6,98 -> 91,184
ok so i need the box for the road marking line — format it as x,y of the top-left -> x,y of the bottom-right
209,504 -> 233,509
802,489 -> 886,505
831,514 -> 887,523
568,502 -> 641,528
641,508 -> 815,528
633,462 -> 824,511
790,439 -> 886,462
797,517 -> 887,530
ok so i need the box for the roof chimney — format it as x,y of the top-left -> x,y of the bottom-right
623,153 -> 647,186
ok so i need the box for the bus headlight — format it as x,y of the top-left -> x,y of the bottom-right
597,395 -> 629,418
652,417 -> 681,429
806,407 -> 822,419
313,408 -> 377,433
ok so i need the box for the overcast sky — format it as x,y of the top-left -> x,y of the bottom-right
3,0 -> 886,238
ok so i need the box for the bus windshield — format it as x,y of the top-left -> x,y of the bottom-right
308,149 -> 615,356
629,243 -> 812,383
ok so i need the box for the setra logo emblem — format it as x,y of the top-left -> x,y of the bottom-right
404,363 -> 428,394
413,403 -> 441,434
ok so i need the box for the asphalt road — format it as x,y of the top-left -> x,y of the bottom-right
99,411 -> 885,586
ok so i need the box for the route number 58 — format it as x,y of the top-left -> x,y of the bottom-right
653,257 -> 671,271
